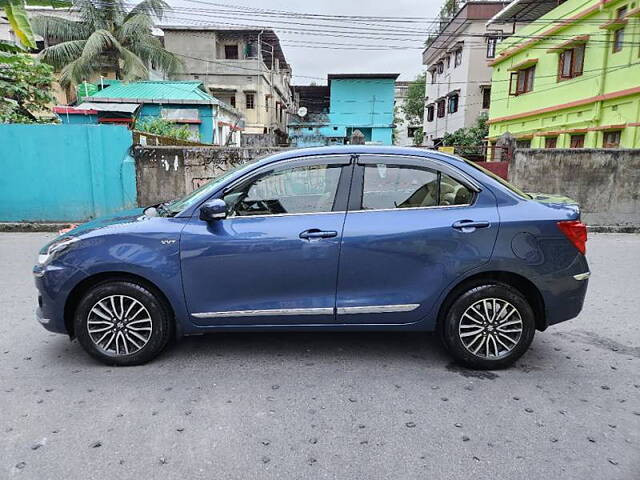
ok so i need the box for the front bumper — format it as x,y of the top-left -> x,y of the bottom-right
33,263 -> 77,335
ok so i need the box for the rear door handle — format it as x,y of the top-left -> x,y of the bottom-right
452,220 -> 490,231
299,229 -> 338,240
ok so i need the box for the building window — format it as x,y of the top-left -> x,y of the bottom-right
265,95 -> 269,112
448,94 -> 459,114
430,70 -> 437,84
446,55 -> 451,69
482,87 -> 491,109
437,99 -> 446,118
545,137 -> 558,148
426,105 -> 435,122
509,66 -> 536,95
570,134 -> 585,148
516,138 -> 531,149
454,48 -> 462,67
603,130 -> 621,148
245,93 -> 255,109
559,44 -> 585,80
437,61 -> 444,74
230,96 -> 236,108
486,36 -> 500,59
407,127 -> 419,138
224,44 -> 239,60
613,6 -> 628,53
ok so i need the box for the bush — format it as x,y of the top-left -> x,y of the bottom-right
136,117 -> 196,141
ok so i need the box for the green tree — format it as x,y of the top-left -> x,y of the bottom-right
0,53 -> 57,123
442,113 -> 489,157
402,73 -> 426,125
0,1 -> 69,62
32,0 -> 182,87
136,117 -> 195,142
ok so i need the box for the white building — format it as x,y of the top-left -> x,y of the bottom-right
422,1 -> 512,147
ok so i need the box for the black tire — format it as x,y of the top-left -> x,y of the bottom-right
441,282 -> 535,370
74,280 -> 172,366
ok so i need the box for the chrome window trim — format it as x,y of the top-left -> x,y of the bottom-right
337,304 -> 420,314
347,204 -> 472,215
192,307 -> 334,319
226,210 -> 346,221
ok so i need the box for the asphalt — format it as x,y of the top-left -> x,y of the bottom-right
0,233 -> 638,480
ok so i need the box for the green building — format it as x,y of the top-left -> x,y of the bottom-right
487,0 -> 640,151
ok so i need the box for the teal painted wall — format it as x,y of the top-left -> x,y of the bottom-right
329,78 -> 396,145
0,124 -> 137,222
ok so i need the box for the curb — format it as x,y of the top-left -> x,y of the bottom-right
588,225 -> 640,234
0,223 -> 74,233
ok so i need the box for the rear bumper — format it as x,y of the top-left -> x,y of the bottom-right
541,270 -> 590,328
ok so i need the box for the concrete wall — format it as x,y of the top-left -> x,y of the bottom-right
134,146 -> 288,206
510,149 -> 640,226
0,124 -> 136,222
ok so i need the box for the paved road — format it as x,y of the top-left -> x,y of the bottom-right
0,233 -> 638,480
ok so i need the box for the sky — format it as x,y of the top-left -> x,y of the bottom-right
166,0 -> 440,85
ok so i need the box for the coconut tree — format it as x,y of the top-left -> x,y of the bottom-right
32,0 -> 182,87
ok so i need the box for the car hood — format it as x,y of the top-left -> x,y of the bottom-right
61,207 -> 148,238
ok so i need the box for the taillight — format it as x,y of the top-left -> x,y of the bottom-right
557,220 -> 587,255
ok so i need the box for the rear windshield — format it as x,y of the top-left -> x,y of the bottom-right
462,159 -> 530,199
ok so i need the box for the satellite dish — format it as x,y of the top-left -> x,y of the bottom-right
297,106 -> 308,118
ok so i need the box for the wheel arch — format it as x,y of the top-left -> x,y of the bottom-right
64,272 -> 177,339
436,271 -> 547,332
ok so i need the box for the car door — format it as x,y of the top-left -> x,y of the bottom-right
335,154 -> 499,327
180,155 -> 353,326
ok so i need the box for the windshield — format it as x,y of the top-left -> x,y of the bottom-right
167,161 -> 256,214
462,158 -> 531,199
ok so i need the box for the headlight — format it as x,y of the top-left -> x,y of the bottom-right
38,236 -> 79,265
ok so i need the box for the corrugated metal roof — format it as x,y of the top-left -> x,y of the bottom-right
76,102 -> 141,113
89,81 -> 220,105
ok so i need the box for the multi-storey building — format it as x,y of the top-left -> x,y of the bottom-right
487,0 -> 640,149
288,73 -> 399,147
161,26 -> 293,144
422,1 -> 512,147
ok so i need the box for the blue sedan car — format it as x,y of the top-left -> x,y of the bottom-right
34,146 -> 589,369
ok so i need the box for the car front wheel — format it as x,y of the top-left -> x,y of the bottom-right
74,280 -> 172,366
442,282 -> 536,370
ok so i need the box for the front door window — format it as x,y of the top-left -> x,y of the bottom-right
223,164 -> 343,217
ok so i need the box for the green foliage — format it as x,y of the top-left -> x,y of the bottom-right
33,0 -> 183,87
136,117 -> 195,141
413,127 -> 424,146
442,113 -> 489,156
0,53 -> 57,123
402,73 -> 426,126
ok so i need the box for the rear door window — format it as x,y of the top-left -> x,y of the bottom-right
360,163 -> 474,211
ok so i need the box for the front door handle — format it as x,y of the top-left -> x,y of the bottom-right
452,220 -> 490,232
299,229 -> 338,240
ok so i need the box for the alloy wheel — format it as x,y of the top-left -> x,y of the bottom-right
458,298 -> 523,358
86,295 -> 153,356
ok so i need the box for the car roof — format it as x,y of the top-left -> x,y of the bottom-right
253,145 -> 467,169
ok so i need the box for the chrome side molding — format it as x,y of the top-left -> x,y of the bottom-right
192,307 -> 334,319
192,304 -> 421,319
337,304 -> 420,315
573,272 -> 591,281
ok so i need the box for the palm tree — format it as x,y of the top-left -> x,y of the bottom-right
32,0 -> 182,87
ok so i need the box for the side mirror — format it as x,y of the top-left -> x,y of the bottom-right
199,199 -> 227,222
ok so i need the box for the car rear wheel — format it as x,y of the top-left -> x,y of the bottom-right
441,282 -> 535,370
74,280 -> 172,366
